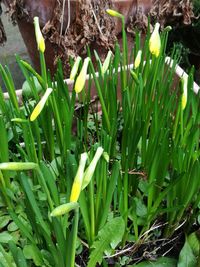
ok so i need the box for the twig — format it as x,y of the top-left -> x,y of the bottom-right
64,0 -> 71,35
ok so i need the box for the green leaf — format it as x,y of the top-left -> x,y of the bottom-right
0,232 -> 13,243
134,197 -> 147,217
87,217 -> 125,267
22,76 -> 42,98
23,244 -> 43,266
0,216 -> 10,229
132,257 -> 177,266
7,222 -> 18,232
188,232 -> 200,257
178,237 -> 197,267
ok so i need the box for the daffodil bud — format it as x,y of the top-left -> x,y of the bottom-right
102,51 -> 113,74
149,23 -> 161,58
134,50 -> 142,69
34,17 -> 45,53
106,9 -> 124,19
74,57 -> 90,94
50,202 -> 79,217
0,162 -> 38,171
30,88 -> 53,121
11,118 -> 28,123
163,26 -> 172,32
70,152 -> 88,202
82,147 -> 104,190
181,74 -> 188,110
70,56 -> 82,81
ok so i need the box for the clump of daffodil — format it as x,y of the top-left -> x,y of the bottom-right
30,87 -> 53,121
82,147 -> 104,190
134,50 -> 142,69
106,9 -> 124,20
50,202 -> 79,217
181,74 -> 188,110
34,17 -> 45,53
70,56 -> 82,81
149,23 -> 161,57
70,152 -> 88,202
102,50 -> 113,74
0,162 -> 38,171
74,57 -> 90,93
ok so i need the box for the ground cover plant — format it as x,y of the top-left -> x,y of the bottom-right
0,10 -> 200,267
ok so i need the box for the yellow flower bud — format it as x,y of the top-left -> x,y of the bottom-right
181,75 -> 188,110
50,202 -> 79,217
74,57 -> 90,94
30,88 -> 53,121
149,23 -> 161,57
0,162 -> 38,171
34,17 -> 45,53
70,56 -> 82,81
106,9 -> 123,19
134,50 -> 142,69
102,51 -> 113,74
82,147 -> 104,190
70,152 -> 88,202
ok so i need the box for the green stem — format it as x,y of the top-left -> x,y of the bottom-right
70,208 -> 79,267
121,17 -> 127,90
0,171 -> 13,209
39,52 -> 47,87
89,179 -> 95,244
89,62 -> 110,132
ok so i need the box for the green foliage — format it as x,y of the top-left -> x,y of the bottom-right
178,237 -> 197,267
132,257 -> 177,267
88,217 -> 125,267
0,12 -> 199,266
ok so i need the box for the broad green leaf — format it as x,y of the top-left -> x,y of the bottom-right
0,232 -> 13,243
7,222 -> 18,232
0,216 -> 10,229
87,217 -> 125,267
23,244 -> 43,266
132,257 -> 177,266
178,237 -> 197,267
22,76 -> 42,98
188,232 -> 200,257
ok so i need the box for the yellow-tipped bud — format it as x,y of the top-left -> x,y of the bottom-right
181,75 -> 188,110
70,152 -> 88,202
34,17 -> 45,53
102,51 -> 113,74
74,57 -> 90,94
149,23 -> 161,57
70,56 -> 82,81
30,88 -> 53,121
0,162 -> 38,171
50,202 -> 79,217
106,9 -> 123,19
134,50 -> 142,69
82,147 -> 104,190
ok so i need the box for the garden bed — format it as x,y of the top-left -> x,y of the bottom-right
0,8 -> 200,267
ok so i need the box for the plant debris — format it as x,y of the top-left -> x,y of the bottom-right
0,0 -> 196,72
43,0 -> 116,71
150,0 -> 195,27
